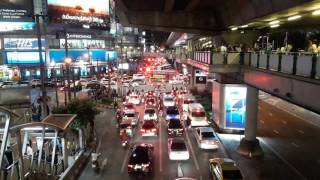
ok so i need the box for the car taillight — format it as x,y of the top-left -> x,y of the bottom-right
151,128 -> 157,132
128,164 -> 133,168
140,129 -> 146,133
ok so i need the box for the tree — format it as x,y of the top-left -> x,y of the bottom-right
52,98 -> 99,129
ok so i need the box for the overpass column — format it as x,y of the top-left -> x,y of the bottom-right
237,86 -> 263,157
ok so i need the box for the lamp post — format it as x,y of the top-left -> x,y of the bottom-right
65,57 -> 72,101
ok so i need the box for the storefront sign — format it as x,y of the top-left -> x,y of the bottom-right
195,76 -> 207,84
4,38 -> 45,50
6,51 -> 46,64
66,33 -> 92,39
59,39 -> 105,49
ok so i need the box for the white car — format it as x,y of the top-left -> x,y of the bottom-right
130,79 -> 145,87
143,108 -> 157,121
133,73 -> 145,80
128,94 -> 140,105
163,95 -> 175,107
123,110 -> 139,126
168,138 -> 189,161
194,127 -> 219,150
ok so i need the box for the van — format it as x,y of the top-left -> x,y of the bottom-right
187,103 -> 208,127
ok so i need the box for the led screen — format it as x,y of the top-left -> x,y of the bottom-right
0,0 -> 33,22
225,86 -> 247,129
47,0 -> 110,30
49,50 -> 117,63
6,51 -> 46,64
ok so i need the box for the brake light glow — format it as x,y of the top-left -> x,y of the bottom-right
140,129 -> 146,133
128,164 -> 134,168
151,128 -> 156,132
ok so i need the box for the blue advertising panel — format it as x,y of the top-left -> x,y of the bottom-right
49,49 -> 117,63
225,86 -> 247,129
6,51 -> 46,64
4,38 -> 46,49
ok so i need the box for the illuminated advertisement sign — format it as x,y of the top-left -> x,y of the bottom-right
225,86 -> 247,129
4,38 -> 45,50
195,76 -> 207,84
59,39 -> 105,49
6,51 -> 46,64
49,50 -> 117,63
47,0 -> 110,30
0,0 -> 34,32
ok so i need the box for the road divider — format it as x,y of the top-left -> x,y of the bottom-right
185,129 -> 200,170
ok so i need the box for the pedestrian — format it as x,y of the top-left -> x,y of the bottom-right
113,100 -> 118,110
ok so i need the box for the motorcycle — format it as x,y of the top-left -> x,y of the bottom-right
122,140 -> 129,148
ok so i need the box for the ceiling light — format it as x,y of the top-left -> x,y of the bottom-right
269,20 -> 280,25
312,9 -> 320,16
288,15 -> 301,21
240,25 -> 248,28
270,24 -> 280,28
231,27 -> 238,31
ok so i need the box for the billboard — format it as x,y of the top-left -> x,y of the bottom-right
47,0 -> 110,30
6,51 -> 46,64
195,76 -> 207,84
4,38 -> 46,50
0,0 -> 34,31
225,86 -> 247,129
49,50 -> 117,63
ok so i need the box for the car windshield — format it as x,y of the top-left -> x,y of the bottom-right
167,109 -> 179,115
142,121 -> 155,129
168,121 -> 182,129
223,170 -> 243,179
183,99 -> 194,104
164,97 -> 174,101
146,99 -> 155,104
145,109 -> 155,114
201,132 -> 215,138
192,111 -> 205,117
129,146 -> 149,164
171,141 -> 187,151
125,104 -> 134,109
124,113 -> 135,117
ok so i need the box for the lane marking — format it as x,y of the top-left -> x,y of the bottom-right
159,118 -> 163,172
273,130 -> 280,135
291,142 -> 299,148
259,138 -> 308,180
282,120 -> 287,125
121,149 -> 131,173
298,130 -> 304,134
185,129 -> 200,170
260,120 -> 265,124
177,163 -> 183,178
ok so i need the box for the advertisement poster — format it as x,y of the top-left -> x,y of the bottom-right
225,86 -> 247,129
4,38 -> 45,49
6,51 -> 46,64
48,0 -> 110,30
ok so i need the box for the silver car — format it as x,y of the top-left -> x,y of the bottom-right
194,127 -> 219,150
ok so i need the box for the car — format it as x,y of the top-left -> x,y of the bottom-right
186,103 -> 208,127
128,94 -> 140,105
140,120 -> 158,137
165,106 -> 180,121
145,90 -> 156,98
122,103 -> 136,112
78,79 -> 89,87
30,79 -> 41,88
145,98 -> 157,108
128,143 -> 154,174
130,79 -> 145,87
168,137 -> 189,160
182,94 -> 196,112
123,110 -> 139,126
133,73 -> 145,80
163,95 -> 175,107
143,108 -> 157,121
86,81 -> 102,89
194,127 -> 219,150
209,158 -> 243,180
167,119 -> 184,136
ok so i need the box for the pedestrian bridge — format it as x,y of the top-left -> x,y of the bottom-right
187,51 -> 320,113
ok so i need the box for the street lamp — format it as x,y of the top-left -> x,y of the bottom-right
65,57 -> 72,101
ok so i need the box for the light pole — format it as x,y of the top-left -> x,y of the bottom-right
50,61 -> 59,107
65,57 -> 72,101
34,14 -> 48,117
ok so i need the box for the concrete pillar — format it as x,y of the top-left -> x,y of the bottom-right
237,86 -> 263,157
